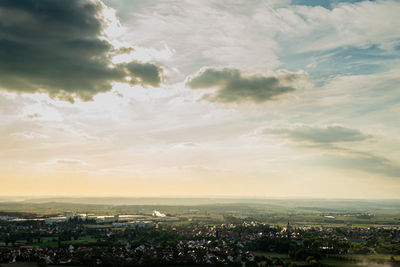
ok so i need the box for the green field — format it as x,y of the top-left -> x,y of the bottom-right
1,198 -> 400,227
253,252 -> 399,267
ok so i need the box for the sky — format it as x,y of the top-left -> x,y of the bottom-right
0,0 -> 399,198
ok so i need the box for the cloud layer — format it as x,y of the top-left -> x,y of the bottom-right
187,68 -> 308,103
0,0 -> 162,102
267,125 -> 371,145
264,124 -> 399,178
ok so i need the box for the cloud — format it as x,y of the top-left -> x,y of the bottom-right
10,131 -> 48,140
55,159 -> 88,166
169,142 -> 198,150
266,124 -> 371,146
186,68 -> 308,103
116,0 -> 400,85
26,113 -> 41,119
263,124 -> 400,177
273,0 -> 400,53
321,150 -> 400,178
125,61 -> 162,87
0,0 -> 162,102
118,1 -> 282,81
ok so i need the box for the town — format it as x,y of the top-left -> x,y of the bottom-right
1,211 -> 400,266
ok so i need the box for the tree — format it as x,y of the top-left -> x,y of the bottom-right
306,255 -> 319,265
36,258 -> 47,267
245,260 -> 258,267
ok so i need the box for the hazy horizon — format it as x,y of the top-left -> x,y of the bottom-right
0,194 -> 400,201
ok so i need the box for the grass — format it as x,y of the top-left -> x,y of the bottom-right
320,258 -> 361,267
254,252 -> 289,258
253,252 -> 399,267
30,236 -> 97,247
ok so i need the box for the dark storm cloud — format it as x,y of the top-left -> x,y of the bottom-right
0,0 -> 162,102
125,62 -> 162,87
186,67 -> 307,103
267,125 -> 372,146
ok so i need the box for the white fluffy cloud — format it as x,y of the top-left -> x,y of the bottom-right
119,0 -> 400,82
270,0 -> 400,52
